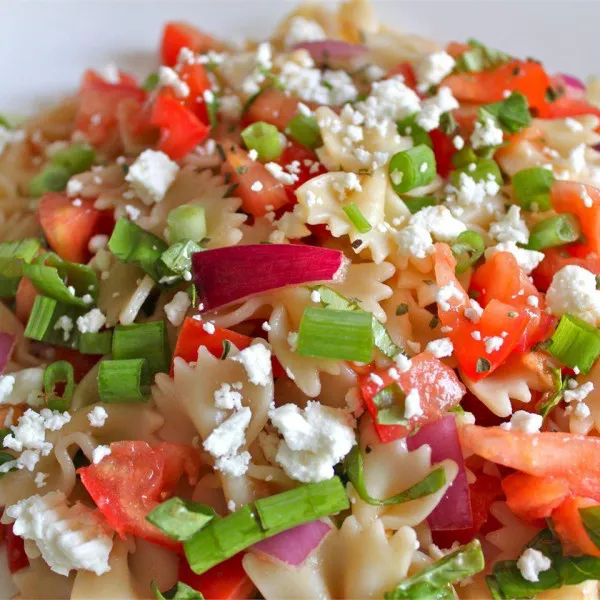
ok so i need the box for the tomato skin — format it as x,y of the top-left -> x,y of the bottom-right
359,352 -> 465,442
3,523 -> 29,573
277,141 -> 326,204
429,129 -> 456,178
178,553 -> 255,599
177,64 -> 213,124
538,95 -> 600,120
78,441 -> 200,549
245,88 -> 318,131
533,248 -> 600,292
385,62 -> 417,90
161,22 -> 220,67
552,497 -> 600,557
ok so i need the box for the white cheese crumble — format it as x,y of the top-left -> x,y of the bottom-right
409,205 -> 467,243
546,265 -> 600,325
394,354 -> 412,373
489,205 -> 529,244
310,290 -> 321,303
213,383 -> 243,411
517,548 -> 552,582
92,445 -> 112,464
415,51 -> 455,93
53,315 -> 74,342
99,63 -> 120,84
164,291 -> 191,327
265,162 -> 298,185
87,406 -> 108,428
484,336 -> 504,354
76,308 -> 106,334
485,242 -> 544,275
0,369 -> 44,407
66,179 -> 84,197
270,401 -> 355,483
500,410 -> 543,434
34,472 -> 48,489
250,180 -> 263,192
415,87 -> 459,132
5,491 -> 113,576
396,226 -> 434,259
284,16 -> 326,47
437,282 -> 463,311
158,66 -> 190,99
88,234 -> 108,254
404,388 -> 423,419
564,381 -> 594,404
425,338 -> 454,358
231,343 -> 272,386
125,150 -> 180,205
124,204 -> 141,221
218,95 -> 243,121
471,115 -> 504,149
202,322 -> 216,334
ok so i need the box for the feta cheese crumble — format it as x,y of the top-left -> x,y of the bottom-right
284,16 -> 326,47
125,150 -> 180,205
415,51 -> 455,93
76,308 -> 106,334
500,410 -> 543,434
87,406 -> 108,428
517,548 -> 552,582
546,265 -> 600,325
213,383 -> 243,411
404,388 -> 423,419
485,242 -> 544,275
471,115 -> 504,149
158,66 -> 190,98
92,445 -> 112,464
425,338 -> 454,358
231,343 -> 273,386
489,205 -> 529,245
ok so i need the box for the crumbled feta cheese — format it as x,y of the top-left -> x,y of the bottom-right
41,409 -> 71,432
546,265 -> 600,325
527,295 -> 539,308
485,242 -> 544,275
404,388 -> 423,419
471,331 -> 482,341
265,162 -> 298,185
92,445 -> 112,464
471,115 -> 504,149
345,387 -> 364,418
158,66 -> 190,98
489,205 -> 529,244
88,234 -> 108,254
215,451 -> 251,477
437,282 -> 463,311
231,343 -> 272,386
5,491 -> 113,576
394,354 -> 412,373
66,179 -> 84,197
409,205 -> 467,243
564,381 -> 594,404
426,338 -> 454,358
124,204 -> 140,221
34,472 -> 48,489
484,336 -> 504,354
270,401 -> 355,483
0,368 -> 44,407
213,383 -> 243,411
453,135 -> 465,150
248,148 -> 259,161
415,51 -> 455,93
452,172 -> 500,207
87,406 -> 108,428
250,181 -> 263,192
0,375 -> 15,403
125,150 -> 180,205
284,16 -> 326,47
464,299 -> 484,323
203,407 -> 251,460
202,322 -> 216,334
53,315 -> 73,342
517,548 -> 552,582
261,321 -> 272,332
573,401 -> 591,419
76,308 -> 106,334
99,63 -> 120,84
164,291 -> 191,327
396,225 -> 434,259
501,410 -> 543,434
415,87 -> 459,131
310,290 -> 321,303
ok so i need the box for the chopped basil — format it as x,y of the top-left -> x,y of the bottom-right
396,303 -> 409,316
146,498 -> 216,542
372,382 -> 408,426
151,581 -> 204,600
476,357 -> 491,373
480,92 -> 532,134
429,315 -> 440,329
538,367 -> 571,420
221,339 -> 232,360
0,451 -> 16,478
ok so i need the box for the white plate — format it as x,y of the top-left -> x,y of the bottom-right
0,0 -> 599,597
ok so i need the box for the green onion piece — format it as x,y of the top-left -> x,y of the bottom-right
160,240 -> 203,280
402,195 -> 437,215
538,367 -> 571,420
79,331 -> 113,355
527,214 -> 580,251
384,539 -> 485,599
454,39 -> 510,74
396,114 -> 433,148
0,238 -> 41,262
297,307 -> 374,362
142,72 -> 160,92
287,113 -> 322,149
241,121 -> 282,162
147,498 -> 216,542
451,157 -> 503,187
51,143 -> 95,174
342,203 -> 372,233
388,145 -> 436,194
151,581 -> 204,600
311,285 -> 403,359
112,321 -> 171,376
24,295 -> 82,348
23,253 -> 98,308
452,147 -> 479,169
547,313 -> 600,374
480,92 -> 532,134
167,205 -> 207,245
43,360 -> 75,412
345,445 -> 446,506
0,452 -> 16,478
28,165 -> 72,197
513,167 -> 555,211
108,217 -> 168,282
98,358 -> 150,403
370,382 -> 408,425
451,230 -> 485,273
206,93 -> 219,129
0,238 -> 41,298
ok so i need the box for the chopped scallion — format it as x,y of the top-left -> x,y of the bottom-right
401,195 -> 437,214
167,206 -> 207,245
146,498 -> 216,541
451,157 -> 503,187
241,121 -> 282,162
513,167 -> 555,211
388,145 -> 436,194
79,331 -> 113,355
43,360 -> 75,412
51,143 -> 95,174
451,230 -> 485,273
527,213 -> 579,250
151,581 -> 204,600
547,313 -> 600,374
286,113 -> 322,149
342,203 -> 372,233
396,114 -> 432,148
98,358 -> 151,403
112,321 -> 171,376
0,238 -> 41,298
28,165 -> 71,197
24,295 -> 82,348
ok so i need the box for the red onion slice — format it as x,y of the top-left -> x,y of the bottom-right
407,414 -> 473,531
0,332 -> 16,373
251,520 -> 331,566
293,40 -> 367,62
556,72 -> 585,92
193,244 -> 349,312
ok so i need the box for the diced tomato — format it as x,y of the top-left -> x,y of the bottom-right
502,472 -> 570,523
551,181 -> 600,258
75,70 -> 147,147
15,277 -> 38,324
552,497 -> 600,557
3,524 -> 28,573
429,129 -> 456,178
244,88 -> 319,131
221,142 -> 290,217
538,95 -> 600,121
161,22 -> 221,67
359,351 -> 465,442
150,92 -> 210,159
434,244 -> 530,380
52,347 -> 102,382
445,42 -> 472,59
38,193 -> 108,264
533,248 -> 600,292
385,62 -> 417,90
460,425 -> 600,503
442,60 -> 551,113
178,553 -> 255,599
78,441 -> 200,549
451,106 -> 479,136
276,141 -> 326,204
177,63 -> 213,124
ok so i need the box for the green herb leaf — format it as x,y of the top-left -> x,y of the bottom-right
538,367 -> 570,419
43,360 -> 75,412
480,92 -> 531,134
547,313 -> 600,374
0,451 -> 16,478
147,498 -> 216,542
151,581 -> 204,600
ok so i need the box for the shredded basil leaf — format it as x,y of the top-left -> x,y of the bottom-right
146,497 -> 216,542
479,92 -> 532,134
151,581 -> 204,600
538,367 -> 570,419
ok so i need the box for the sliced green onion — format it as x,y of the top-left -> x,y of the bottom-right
151,581 -> 204,600
24,295 -> 82,348
79,331 -> 113,355
98,358 -> 151,403
480,92 -> 531,134
146,498 -> 216,542
547,313 -> 600,374
287,113 -> 322,149
0,238 -> 41,262
370,382 -> 408,425
206,93 -> 219,129
396,114 -> 432,148
108,217 -> 168,282
513,167 -> 555,211
0,452 -> 16,478
343,203 -> 372,233
527,214 -> 580,251
23,253 -> 98,308
345,445 -> 446,506
452,147 -> 479,169
29,165 -> 71,197
0,238 -> 41,298
388,145 -> 436,194
297,307 -> 374,362
384,539 -> 485,599
401,195 -> 437,215
142,72 -> 159,92
51,143 -> 95,174
112,321 -> 171,376
454,39 -> 510,74
311,285 -> 403,359
165,210 -> 204,250
451,230 -> 485,273
43,360 -> 75,412
451,157 -> 503,187
241,121 -> 282,162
